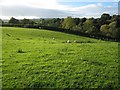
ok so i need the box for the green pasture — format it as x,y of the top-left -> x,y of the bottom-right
2,27 -> 118,88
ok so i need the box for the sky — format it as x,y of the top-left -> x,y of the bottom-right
0,0 -> 119,19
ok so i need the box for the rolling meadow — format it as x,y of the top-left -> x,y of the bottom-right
2,27 -> 119,88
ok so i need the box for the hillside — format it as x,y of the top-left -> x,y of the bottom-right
2,27 -> 118,88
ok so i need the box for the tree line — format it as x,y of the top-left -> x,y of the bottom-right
1,13 -> 120,41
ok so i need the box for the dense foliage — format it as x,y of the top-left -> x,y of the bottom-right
1,13 -> 120,40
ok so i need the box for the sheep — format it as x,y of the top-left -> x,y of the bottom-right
74,40 -> 80,43
52,38 -> 55,40
67,40 -> 71,43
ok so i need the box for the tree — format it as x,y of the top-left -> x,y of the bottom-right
21,18 -> 31,25
74,18 -> 80,25
20,18 -> 35,27
9,17 -> 19,25
100,24 -> 110,36
101,13 -> 111,21
81,17 -> 86,23
0,19 -> 3,25
111,15 -> 118,21
55,18 -> 61,27
116,15 -> 120,28
46,18 -> 61,27
82,19 -> 95,33
62,16 -> 76,30
92,18 -> 101,33
109,21 -> 118,38
100,13 -> 111,25
100,21 -> 119,38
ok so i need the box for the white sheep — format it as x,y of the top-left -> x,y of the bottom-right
74,40 -> 80,43
67,40 -> 70,43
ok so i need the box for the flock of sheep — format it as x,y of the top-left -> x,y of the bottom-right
52,38 -> 81,43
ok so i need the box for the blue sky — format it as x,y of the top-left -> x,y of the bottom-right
59,2 -> 117,7
0,0 -> 119,19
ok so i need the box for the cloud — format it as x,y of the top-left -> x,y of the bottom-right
0,0 -> 118,19
69,3 -> 117,18
58,0 -> 119,2
70,3 -> 102,11
1,5 -> 70,19
0,0 -> 70,10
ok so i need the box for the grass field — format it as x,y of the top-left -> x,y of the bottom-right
2,27 -> 119,89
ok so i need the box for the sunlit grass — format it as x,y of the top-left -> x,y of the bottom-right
2,27 -> 118,88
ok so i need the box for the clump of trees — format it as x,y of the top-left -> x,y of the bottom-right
1,13 -> 120,41
62,16 -> 76,30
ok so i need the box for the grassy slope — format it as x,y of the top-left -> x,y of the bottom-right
2,27 -> 118,88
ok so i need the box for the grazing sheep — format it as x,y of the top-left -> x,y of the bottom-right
52,38 -> 55,40
67,40 -> 71,43
74,40 -> 76,43
74,40 -> 80,43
